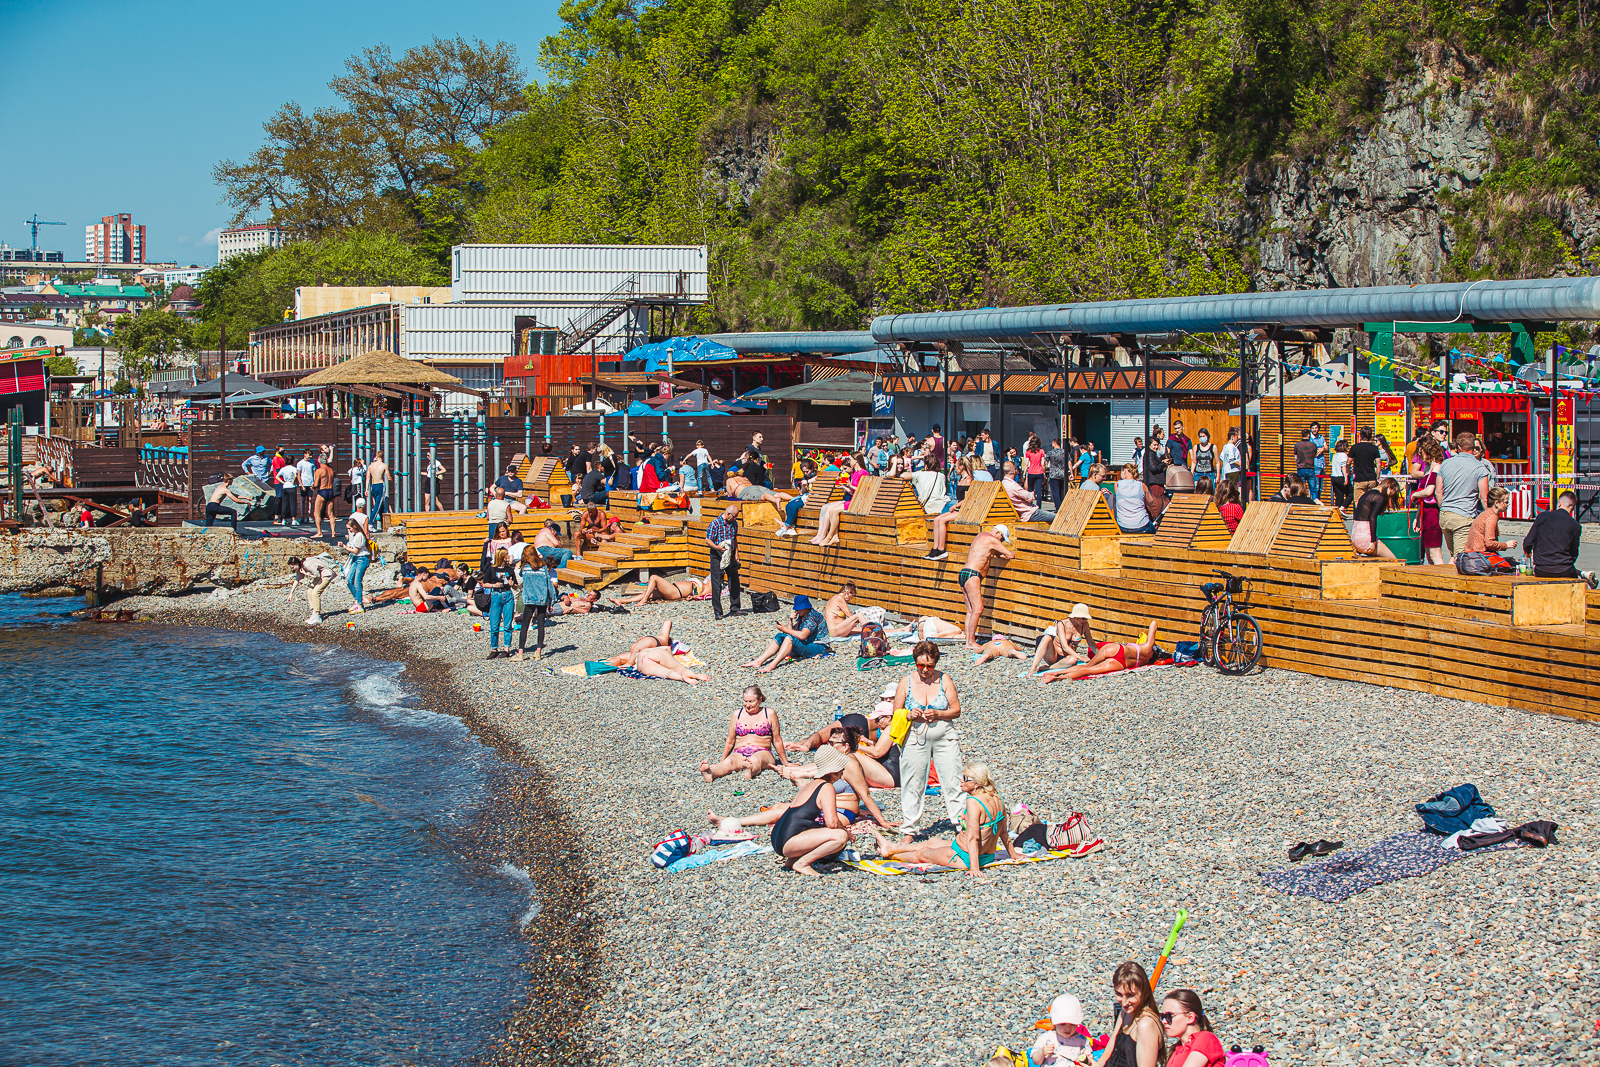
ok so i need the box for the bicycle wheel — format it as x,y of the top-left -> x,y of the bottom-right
1211,613 -> 1262,674
1198,603 -> 1218,665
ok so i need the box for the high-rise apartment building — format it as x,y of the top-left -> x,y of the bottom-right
218,223 -> 288,262
85,213 -> 146,264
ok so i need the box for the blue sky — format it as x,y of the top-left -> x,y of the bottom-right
0,1 -> 564,266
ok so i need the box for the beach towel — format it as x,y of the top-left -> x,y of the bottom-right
842,848 -> 1075,876
857,654 -> 914,672
1260,830 -> 1521,903
663,840 -> 772,873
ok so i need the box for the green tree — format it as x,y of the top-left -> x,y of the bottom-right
215,36 -> 527,252
23,302 -> 47,321
115,310 -> 194,384
191,231 -> 448,345
45,354 -> 79,376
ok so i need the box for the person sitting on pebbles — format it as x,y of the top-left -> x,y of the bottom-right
867,762 -> 1022,876
822,582 -> 867,637
1030,604 -> 1099,675
1039,620 -> 1161,685
1031,994 -> 1093,1065
740,595 -> 830,673
701,685 -> 792,781
709,745 -> 852,875
785,699 -> 902,789
775,719 -> 896,827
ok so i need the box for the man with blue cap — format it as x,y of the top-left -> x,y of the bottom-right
740,593 -> 830,673
241,445 -> 271,482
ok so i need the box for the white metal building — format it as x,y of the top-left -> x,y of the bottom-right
451,244 -> 708,304
218,224 -> 289,263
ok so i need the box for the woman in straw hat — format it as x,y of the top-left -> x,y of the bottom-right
868,762 -> 1023,876
1029,603 -> 1100,675
707,745 -> 854,875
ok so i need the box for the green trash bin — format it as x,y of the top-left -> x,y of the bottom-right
1375,508 -> 1420,563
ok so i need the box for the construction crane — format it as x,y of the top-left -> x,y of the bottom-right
23,214 -> 64,252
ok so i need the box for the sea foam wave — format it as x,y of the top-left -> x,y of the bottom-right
495,863 -> 542,928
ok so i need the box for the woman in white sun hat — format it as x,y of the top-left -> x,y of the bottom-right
1029,603 -> 1100,675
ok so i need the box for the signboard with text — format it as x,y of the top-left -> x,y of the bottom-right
1374,394 -> 1408,447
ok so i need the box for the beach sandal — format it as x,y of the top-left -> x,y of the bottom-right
1516,820 -> 1558,847
1067,838 -> 1104,858
1288,842 -> 1314,862
1311,839 -> 1344,856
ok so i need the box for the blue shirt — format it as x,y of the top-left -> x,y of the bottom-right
1311,435 -> 1328,474
793,608 -> 825,643
679,464 -> 699,490
1077,451 -> 1094,477
242,454 -> 270,480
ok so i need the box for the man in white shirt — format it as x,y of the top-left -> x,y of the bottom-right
485,485 -> 513,536
1219,427 -> 1243,489
295,450 -> 316,524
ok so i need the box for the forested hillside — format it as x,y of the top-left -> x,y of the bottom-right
212,0 -> 1600,337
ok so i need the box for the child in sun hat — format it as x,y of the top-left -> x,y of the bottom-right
1031,994 -> 1092,1065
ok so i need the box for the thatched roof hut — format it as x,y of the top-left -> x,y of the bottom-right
298,350 -> 463,388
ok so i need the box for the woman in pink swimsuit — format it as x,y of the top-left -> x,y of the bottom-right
701,685 -> 792,781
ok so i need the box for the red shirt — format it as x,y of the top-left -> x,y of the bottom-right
1026,450 -> 1045,476
1170,1031 -> 1225,1067
1218,501 -> 1243,532
270,454 -> 287,475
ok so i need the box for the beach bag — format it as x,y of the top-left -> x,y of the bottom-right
750,591 -> 781,613
859,621 -> 889,658
1006,802 -> 1040,836
1456,551 -> 1515,576
1047,812 -> 1095,850
650,829 -> 703,868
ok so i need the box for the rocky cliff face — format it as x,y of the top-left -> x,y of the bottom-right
705,127 -> 779,207
1246,70 -> 1600,290
1245,76 -> 1496,289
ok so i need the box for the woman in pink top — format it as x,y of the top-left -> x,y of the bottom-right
1024,434 -> 1047,502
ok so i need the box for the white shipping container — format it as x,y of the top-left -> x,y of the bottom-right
400,303 -> 646,363
451,244 -> 708,304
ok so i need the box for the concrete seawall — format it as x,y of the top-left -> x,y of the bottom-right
0,530 -> 306,600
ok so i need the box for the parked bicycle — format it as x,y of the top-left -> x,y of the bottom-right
1200,570 -> 1262,674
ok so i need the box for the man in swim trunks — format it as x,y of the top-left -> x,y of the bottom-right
957,524 -> 1014,650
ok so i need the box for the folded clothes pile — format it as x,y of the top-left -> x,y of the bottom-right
1416,784 -> 1559,849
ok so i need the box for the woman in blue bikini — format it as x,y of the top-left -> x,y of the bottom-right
868,763 -> 1023,876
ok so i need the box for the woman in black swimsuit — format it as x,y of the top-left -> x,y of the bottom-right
712,746 -> 853,876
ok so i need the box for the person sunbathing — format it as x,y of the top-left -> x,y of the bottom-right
626,643 -> 710,685
822,582 -> 866,636
576,505 -> 621,555
700,685 -> 791,781
708,746 -> 854,874
867,762 -> 1022,876
773,720 -> 896,827
612,573 -> 705,606
896,615 -> 963,641
722,471 -> 790,508
599,621 -> 677,668
1039,620 -> 1160,684
973,636 -> 1029,664
1030,604 -> 1098,675
405,568 -> 451,612
787,702 -> 902,789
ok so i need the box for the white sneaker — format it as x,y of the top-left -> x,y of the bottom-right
304,614 -> 322,625
775,526 -> 797,537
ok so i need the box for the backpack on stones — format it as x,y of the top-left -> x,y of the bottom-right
651,829 -> 703,868
859,622 -> 888,659
1046,812 -> 1094,850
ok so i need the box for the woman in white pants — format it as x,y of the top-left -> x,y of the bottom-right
894,640 -> 966,829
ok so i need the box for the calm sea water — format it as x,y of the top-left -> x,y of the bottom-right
0,596 -> 540,1066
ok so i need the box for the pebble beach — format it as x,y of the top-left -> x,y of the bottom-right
124,566 -> 1600,1067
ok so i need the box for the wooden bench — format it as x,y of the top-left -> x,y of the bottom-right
1379,565 -> 1587,627
841,476 -> 928,545
956,481 -> 1022,527
1152,494 -> 1235,552
1045,490 -> 1125,569
794,473 -> 846,530
1227,502 -> 1354,559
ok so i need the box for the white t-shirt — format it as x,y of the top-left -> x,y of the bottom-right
348,465 -> 366,489
346,531 -> 369,557
486,498 -> 512,524
689,446 -> 711,466
349,509 -> 369,530
275,464 -> 298,490
296,459 -> 315,487
1329,452 -> 1350,479
1219,441 -> 1241,476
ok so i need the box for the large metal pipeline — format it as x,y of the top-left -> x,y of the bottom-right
705,330 -> 877,353
869,277 -> 1600,343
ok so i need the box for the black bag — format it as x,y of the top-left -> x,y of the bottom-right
750,591 -> 781,613
1456,551 -> 1516,576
